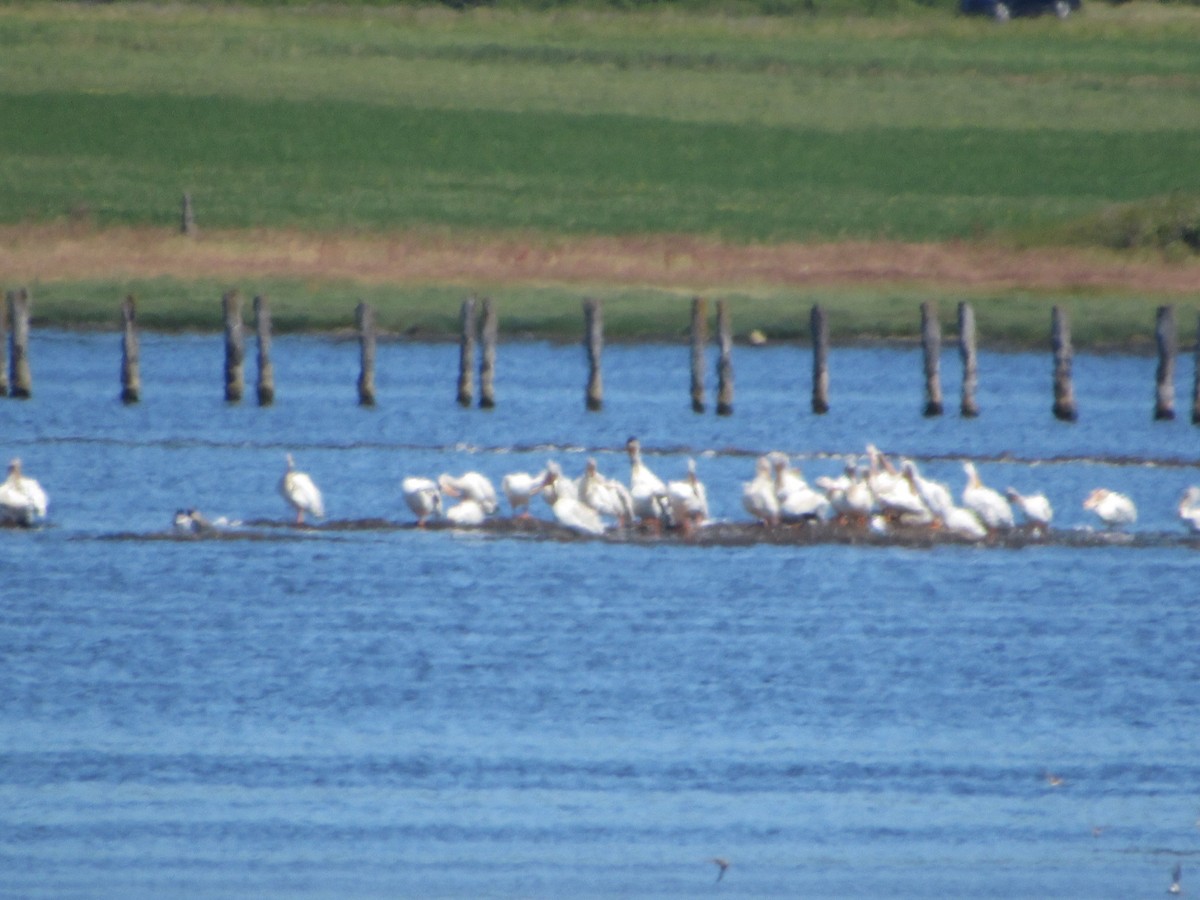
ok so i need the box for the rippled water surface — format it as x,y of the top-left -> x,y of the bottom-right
1,332 -> 1197,898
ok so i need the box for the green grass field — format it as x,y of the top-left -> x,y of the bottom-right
2,3 -> 1199,341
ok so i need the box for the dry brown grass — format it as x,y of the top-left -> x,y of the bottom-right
2,223 -> 1198,295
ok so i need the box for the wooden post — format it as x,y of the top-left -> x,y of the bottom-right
958,301 -> 979,418
920,301 -> 943,417
0,291 -> 8,397
478,297 -> 497,409
583,297 -> 604,412
181,192 -> 196,237
715,299 -> 734,416
254,294 -> 274,407
1051,305 -> 1077,422
1154,304 -> 1176,421
1193,314 -> 1200,426
811,304 -> 830,415
456,297 -> 476,408
222,289 -> 243,404
689,296 -> 707,413
119,295 -> 140,404
356,301 -> 376,408
8,288 -> 32,399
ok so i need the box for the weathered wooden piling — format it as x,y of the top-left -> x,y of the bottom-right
356,301 -> 376,407
920,301 -> 943,417
583,297 -> 604,412
958,301 -> 979,418
1193,314 -> 1200,425
478,298 -> 497,409
7,288 -> 32,399
689,297 -> 707,414
254,294 -> 275,407
456,297 -> 476,407
119,295 -> 140,404
1051,305 -> 1078,422
811,304 -> 830,415
181,192 -> 196,237
222,289 -> 244,404
1154,304 -> 1176,421
715,299 -> 734,416
0,292 -> 8,396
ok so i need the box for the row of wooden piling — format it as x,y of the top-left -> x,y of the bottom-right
3,287 -> 1200,421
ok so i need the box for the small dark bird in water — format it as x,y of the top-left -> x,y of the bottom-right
712,857 -> 730,882
1044,771 -> 1064,788
1169,863 -> 1182,895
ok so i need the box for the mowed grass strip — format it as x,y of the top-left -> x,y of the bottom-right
5,92 -> 1200,240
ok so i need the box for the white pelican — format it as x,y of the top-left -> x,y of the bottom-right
667,458 -> 709,536
1083,488 -> 1136,529
401,476 -> 442,527
817,459 -> 873,526
280,454 -> 324,524
866,445 -> 931,525
901,460 -> 953,523
942,504 -> 988,541
580,458 -> 634,526
438,471 -> 498,516
769,452 -> 830,522
445,498 -> 487,526
542,467 -> 605,536
1006,487 -> 1053,530
0,458 -> 48,526
626,437 -> 669,529
1178,486 -> 1200,533
961,461 -> 1014,531
501,469 -> 545,518
743,456 -> 780,527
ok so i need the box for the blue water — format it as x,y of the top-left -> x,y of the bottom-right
1,331 -> 1197,898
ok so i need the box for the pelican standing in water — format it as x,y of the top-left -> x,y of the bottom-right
667,458 -> 709,536
866,445 -> 931,525
626,437 -> 669,530
961,461 -> 1014,532
501,469 -> 546,518
401,476 -> 442,527
438,471 -> 499,516
1083,488 -> 1137,530
743,456 -> 780,527
0,458 -> 48,526
1177,486 -> 1200,533
580,457 -> 634,527
1007,487 -> 1053,531
769,451 -> 830,523
280,454 -> 324,525
541,466 -> 606,536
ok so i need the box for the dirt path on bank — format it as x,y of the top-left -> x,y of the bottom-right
2,225 -> 1197,295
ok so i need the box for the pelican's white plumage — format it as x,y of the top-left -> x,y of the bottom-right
961,461 -> 1014,531
580,458 -> 634,526
1083,488 -> 1136,529
438,471 -> 498,515
1006,487 -> 1053,529
0,458 -> 47,526
866,445 -> 931,525
770,452 -> 830,522
1178,486 -> 1200,533
667,458 -> 709,535
542,467 -> 606,536
501,470 -> 545,518
445,498 -> 487,526
743,456 -> 780,526
280,454 -> 324,524
942,505 -> 988,541
401,476 -> 442,526
626,437 -> 669,527
901,460 -> 953,523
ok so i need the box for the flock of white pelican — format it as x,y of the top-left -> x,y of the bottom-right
3,442 -> 1199,540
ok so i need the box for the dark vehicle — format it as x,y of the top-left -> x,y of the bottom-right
961,0 -> 1079,19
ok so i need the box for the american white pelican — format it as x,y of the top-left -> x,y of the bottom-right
769,452 -> 830,522
866,445 -> 931,525
438,471 -> 498,516
901,460 -> 953,523
961,461 -> 1014,531
626,437 -> 669,529
1006,487 -> 1053,530
501,469 -> 545,518
542,467 -> 606,536
280,454 -> 324,524
667,458 -> 709,536
816,459 -> 873,526
580,458 -> 634,526
1178,486 -> 1200,533
401,476 -> 442,527
445,498 -> 487,526
743,456 -> 780,527
0,458 -> 48,526
1083,488 -> 1136,529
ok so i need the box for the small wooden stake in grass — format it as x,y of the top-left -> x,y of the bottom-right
583,297 -> 604,412
456,297 -> 476,408
8,287 -> 32,399
254,294 -> 274,407
1051,305 -> 1077,422
120,295 -> 140,405
811,304 -> 830,415
1154,304 -> 1176,421
181,192 -> 196,237
222,289 -> 244,404
920,301 -> 943,417
715,299 -> 734,416
958,301 -> 979,418
690,297 -> 707,414
356,301 -> 376,408
479,297 -> 497,410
